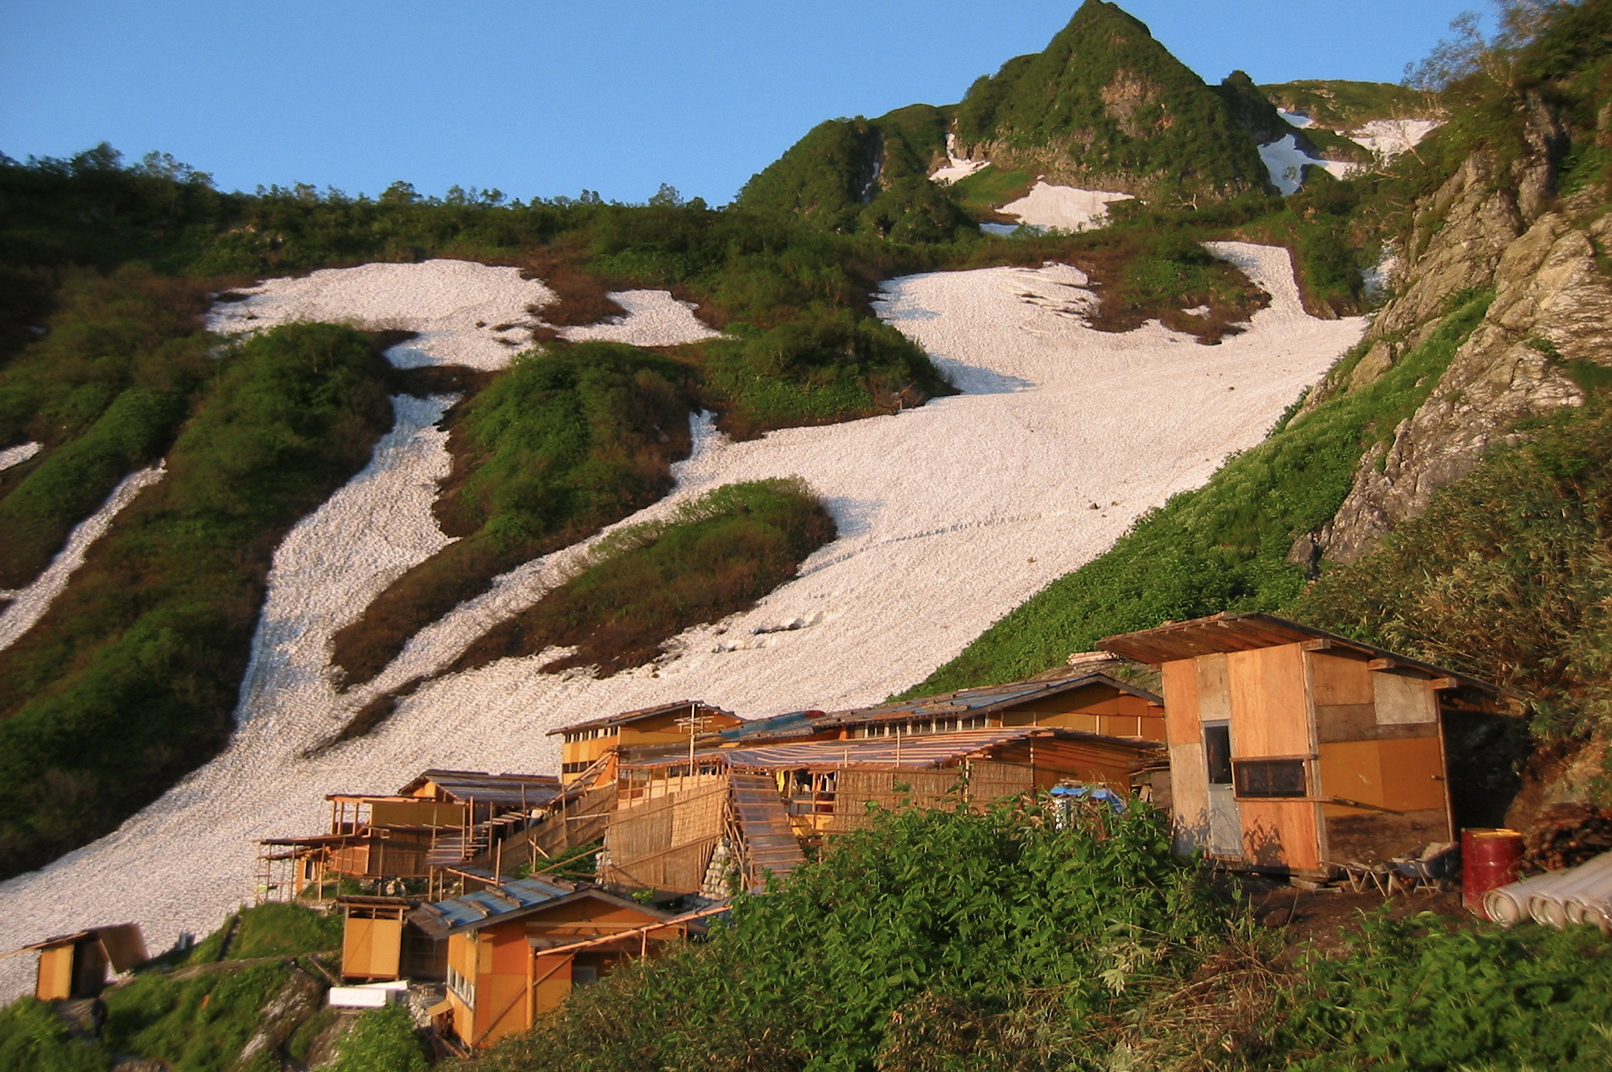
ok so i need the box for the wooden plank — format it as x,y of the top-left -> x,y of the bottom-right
1168,740 -> 1210,855
1239,800 -> 1320,871
1373,671 -> 1438,725
1227,645 -> 1309,756
1378,736 -> 1449,813
1161,660 -> 1201,746
1309,652 -> 1373,707
1195,654 -> 1232,724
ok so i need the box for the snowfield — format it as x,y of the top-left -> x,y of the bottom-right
929,134 -> 989,186
0,250 -> 1365,996
0,442 -> 40,473
981,181 -> 1133,235
1259,135 -> 1353,195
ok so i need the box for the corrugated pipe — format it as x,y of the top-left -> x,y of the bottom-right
1484,851 -> 1612,927
1531,851 -> 1612,928
1566,865 -> 1612,930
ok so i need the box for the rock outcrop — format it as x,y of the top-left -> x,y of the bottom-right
1319,186 -> 1612,563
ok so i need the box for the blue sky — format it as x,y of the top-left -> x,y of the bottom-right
1,1 -> 1482,206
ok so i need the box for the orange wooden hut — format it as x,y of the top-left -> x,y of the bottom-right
1100,612 -> 1505,876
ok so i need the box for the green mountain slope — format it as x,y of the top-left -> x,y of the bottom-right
952,0 -> 1271,200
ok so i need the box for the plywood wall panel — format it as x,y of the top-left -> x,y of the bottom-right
1162,660 -> 1202,746
1227,645 -> 1310,756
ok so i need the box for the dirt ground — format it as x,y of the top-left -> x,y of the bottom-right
1235,873 -> 1471,958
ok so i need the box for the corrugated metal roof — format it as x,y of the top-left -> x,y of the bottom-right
1098,612 -> 1501,696
717,710 -> 828,743
623,726 -> 1154,774
408,876 -> 579,938
546,701 -> 737,737
396,769 -> 564,808
811,672 -> 1160,729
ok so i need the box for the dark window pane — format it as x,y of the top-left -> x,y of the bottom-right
1234,759 -> 1307,798
1204,725 -> 1232,785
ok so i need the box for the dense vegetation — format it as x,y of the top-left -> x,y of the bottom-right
448,478 -> 835,677
952,0 -> 1270,201
0,323 -> 394,877
465,800 -> 1226,1072
461,800 -> 1612,1072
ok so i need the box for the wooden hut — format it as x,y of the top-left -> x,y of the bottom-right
256,770 -> 563,900
1100,612 -> 1505,876
338,896 -> 445,982
23,924 -> 146,1001
810,665 -> 1164,742
605,726 -> 1163,894
549,701 -> 741,789
407,878 -> 702,1050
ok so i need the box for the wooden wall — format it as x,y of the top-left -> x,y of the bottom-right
601,780 -> 727,892
342,916 -> 402,981
1001,686 -> 1165,741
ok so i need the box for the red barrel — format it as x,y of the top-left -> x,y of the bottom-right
1462,828 -> 1524,915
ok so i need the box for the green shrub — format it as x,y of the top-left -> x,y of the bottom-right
451,478 -> 834,677
1273,913 -> 1612,1071
473,800 -> 1225,1072
0,999 -> 109,1072
329,1005 -> 429,1072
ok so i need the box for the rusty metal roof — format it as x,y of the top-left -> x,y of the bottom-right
624,726 -> 1158,774
546,700 -> 739,737
1098,612 -> 1500,695
810,672 -> 1160,730
394,769 -> 563,808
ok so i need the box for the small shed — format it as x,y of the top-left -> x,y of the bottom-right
1100,612 -> 1504,876
23,924 -> 147,1001
407,878 -> 700,1050
338,896 -> 445,982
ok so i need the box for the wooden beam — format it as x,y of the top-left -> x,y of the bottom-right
1302,639 -> 1332,652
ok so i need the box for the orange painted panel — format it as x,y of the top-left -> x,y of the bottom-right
532,953 -> 573,1016
35,945 -> 73,1001
1162,660 -> 1202,746
1227,645 -> 1310,756
1378,736 -> 1448,813
477,974 -> 531,1046
447,934 -> 475,980
1309,652 -> 1373,707
489,924 -> 530,976
1318,741 -> 1385,808
1239,799 -> 1321,871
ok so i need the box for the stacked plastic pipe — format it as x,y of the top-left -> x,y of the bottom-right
1484,850 -> 1612,929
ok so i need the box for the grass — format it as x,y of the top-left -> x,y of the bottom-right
0,322 -> 394,878
447,478 -> 835,678
945,165 -> 1035,219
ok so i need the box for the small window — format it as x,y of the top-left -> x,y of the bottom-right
1234,759 -> 1308,799
1204,725 -> 1232,786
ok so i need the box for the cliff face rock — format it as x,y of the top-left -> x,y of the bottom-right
1319,189 -> 1612,564
1368,153 -> 1526,342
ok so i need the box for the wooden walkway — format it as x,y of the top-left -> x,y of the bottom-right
729,774 -> 806,890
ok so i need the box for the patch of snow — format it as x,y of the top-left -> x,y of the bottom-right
930,133 -> 989,186
1259,135 -> 1354,195
1362,244 -> 1401,301
208,260 -> 556,370
0,463 -> 165,653
1277,109 -> 1314,128
986,182 -> 1133,235
1349,118 -> 1440,160
559,290 -> 720,346
1182,305 -> 1211,318
0,442 -> 41,472
0,245 -> 1367,999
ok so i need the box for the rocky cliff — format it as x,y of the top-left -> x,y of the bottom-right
1302,96 -> 1612,565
